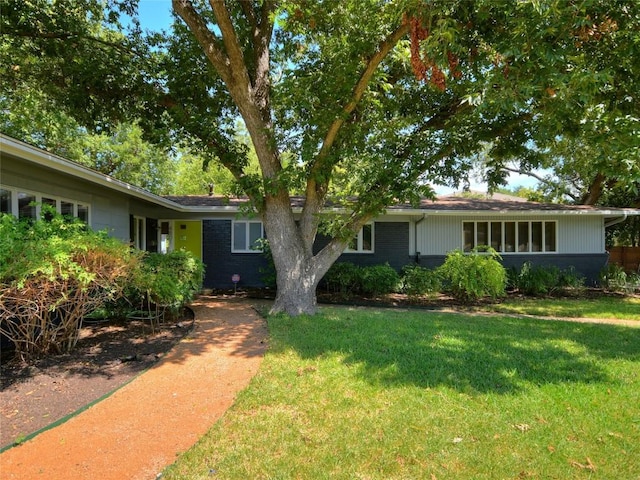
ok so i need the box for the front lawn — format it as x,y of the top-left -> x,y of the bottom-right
485,295 -> 640,321
162,307 -> 640,479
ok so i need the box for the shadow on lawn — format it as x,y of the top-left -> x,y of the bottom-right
272,309 -> 640,394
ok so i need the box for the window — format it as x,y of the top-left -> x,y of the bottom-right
61,201 -> 74,217
346,223 -> 374,253
0,185 -> 90,223
518,222 -> 529,252
0,189 -> 11,214
463,220 -> 557,253
18,192 -> 36,219
463,222 -> 474,252
505,222 -> 516,252
490,222 -> 502,251
42,197 -> 57,220
77,204 -> 89,224
545,222 -> 557,252
232,221 -> 264,253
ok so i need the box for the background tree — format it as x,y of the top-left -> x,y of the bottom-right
2,0 -> 639,314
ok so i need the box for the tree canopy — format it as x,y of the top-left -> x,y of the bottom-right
2,0 -> 639,313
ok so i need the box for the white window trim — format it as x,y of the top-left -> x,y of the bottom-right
231,220 -> 264,253
0,185 -> 91,224
345,223 -> 375,254
462,220 -> 558,254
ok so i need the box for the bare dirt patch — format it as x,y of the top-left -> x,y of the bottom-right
1,311 -> 194,448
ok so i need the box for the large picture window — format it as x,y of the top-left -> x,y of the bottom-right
0,185 -> 90,223
463,220 -> 557,253
232,220 -> 264,253
346,223 -> 374,253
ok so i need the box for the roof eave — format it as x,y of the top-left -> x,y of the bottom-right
1,134 -> 188,212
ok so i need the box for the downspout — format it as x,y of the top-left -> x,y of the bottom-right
414,214 -> 426,264
604,213 -> 627,228
604,214 -> 627,261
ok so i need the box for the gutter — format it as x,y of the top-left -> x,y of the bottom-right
604,213 -> 628,228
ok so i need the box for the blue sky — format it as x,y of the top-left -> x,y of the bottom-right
137,0 -> 173,31
134,1 -> 539,196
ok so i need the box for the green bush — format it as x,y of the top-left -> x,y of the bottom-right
599,264 -> 638,294
438,249 -> 506,302
255,238 -> 276,289
0,210 -> 138,359
515,261 -> 561,295
557,266 -> 585,291
401,265 -> 441,298
323,262 -> 361,295
360,263 -> 400,296
323,262 -> 400,297
120,250 -> 204,318
515,262 -> 584,296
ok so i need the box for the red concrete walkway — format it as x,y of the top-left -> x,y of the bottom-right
0,297 -> 268,480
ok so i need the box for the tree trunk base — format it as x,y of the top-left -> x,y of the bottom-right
270,286 -> 318,316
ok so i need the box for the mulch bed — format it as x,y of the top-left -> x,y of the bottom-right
0,310 -> 194,449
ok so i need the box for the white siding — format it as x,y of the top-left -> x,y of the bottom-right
417,216 -> 460,255
558,215 -> 604,253
416,214 -> 605,255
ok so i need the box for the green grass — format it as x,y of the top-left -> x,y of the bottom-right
485,295 -> 640,321
162,307 -> 640,479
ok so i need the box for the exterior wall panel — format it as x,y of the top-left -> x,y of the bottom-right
202,220 -> 268,289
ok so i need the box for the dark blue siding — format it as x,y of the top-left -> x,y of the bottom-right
202,220 -> 268,289
417,253 -> 608,286
336,222 -> 410,270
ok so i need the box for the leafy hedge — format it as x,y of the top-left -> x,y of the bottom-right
509,261 -> 584,295
323,262 -> 400,296
599,264 -> 639,294
0,211 -> 138,359
116,250 -> 204,319
0,210 -> 204,359
401,265 -> 441,298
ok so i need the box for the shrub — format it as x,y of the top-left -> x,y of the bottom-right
323,262 -> 361,295
557,265 -> 585,291
515,262 -> 584,296
401,265 -> 441,298
117,250 -> 204,320
0,211 -> 138,359
515,261 -> 561,295
255,238 -> 276,289
600,264 -> 639,294
438,249 -> 506,301
360,263 -> 400,296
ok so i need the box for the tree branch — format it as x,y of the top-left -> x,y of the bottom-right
300,22 -> 411,243
208,0 -> 252,91
1,29 -> 140,56
502,166 -> 580,201
172,0 -> 233,85
311,22 -> 411,176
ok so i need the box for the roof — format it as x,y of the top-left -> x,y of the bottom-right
3,133 -> 638,220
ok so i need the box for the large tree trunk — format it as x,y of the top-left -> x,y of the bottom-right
263,195 -> 345,315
